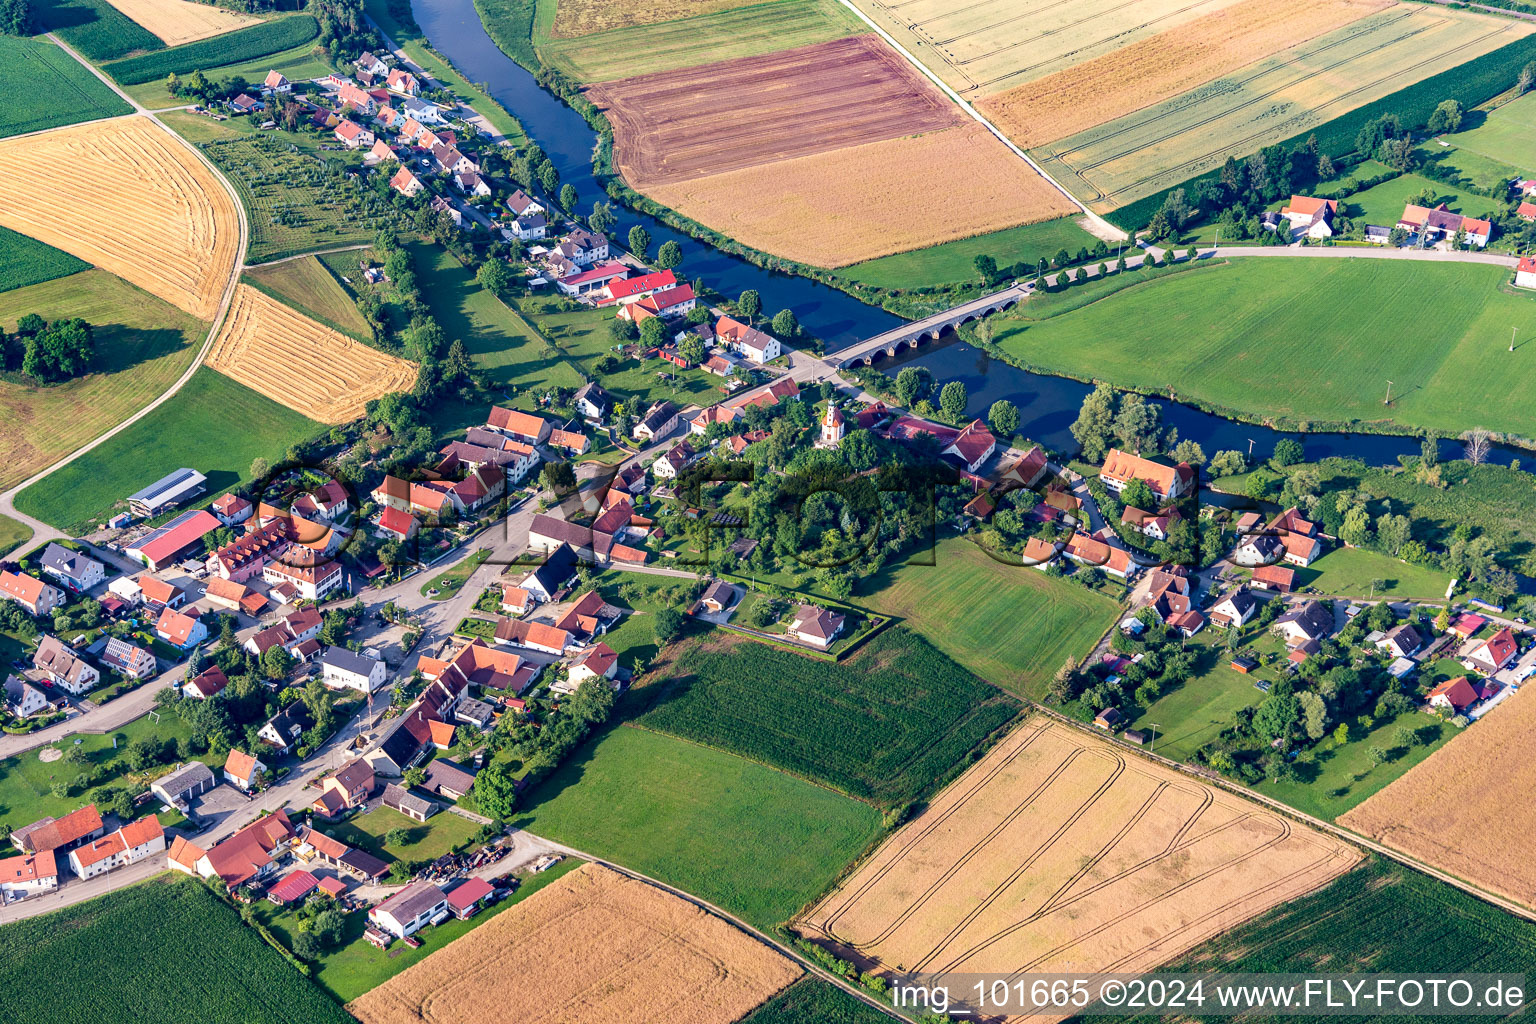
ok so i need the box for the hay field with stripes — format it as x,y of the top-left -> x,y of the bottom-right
0,117 -> 239,320
798,720 -> 1359,1006
207,285 -> 415,423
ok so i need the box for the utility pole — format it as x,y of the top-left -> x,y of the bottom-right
1384,379 -> 1393,406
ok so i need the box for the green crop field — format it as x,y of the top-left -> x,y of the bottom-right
166,112 -> 394,262
1292,547 -> 1453,603
0,877 -> 352,1024
32,0 -> 163,62
512,724 -> 881,930
14,366 -> 321,533
742,979 -> 895,1024
993,257 -> 1536,439
633,627 -> 1020,809
122,37 -> 334,108
532,0 -> 862,83
245,256 -> 372,340
0,35 -> 131,138
0,226 -> 90,293
1033,7 -> 1529,211
0,269 -> 205,494
1097,859 -> 1536,1022
837,216 -> 1099,291
865,536 -> 1120,699
103,15 -> 319,86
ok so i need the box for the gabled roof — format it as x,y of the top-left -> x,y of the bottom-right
375,878 -> 445,921
1428,675 -> 1480,711
1473,627 -> 1519,668
225,749 -> 261,781
1101,449 -> 1193,495
155,606 -> 202,646
0,570 -> 51,605
204,809 -> 295,886
378,506 -> 416,538
446,876 -> 493,912
1,849 -> 57,884
22,804 -> 102,853
789,604 -> 844,640
1275,600 -> 1334,640
486,406 -> 549,439
1253,564 -> 1295,588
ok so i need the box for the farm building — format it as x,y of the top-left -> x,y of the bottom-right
127,468 -> 207,517
369,880 -> 449,940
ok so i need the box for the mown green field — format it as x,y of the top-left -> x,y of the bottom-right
123,37 -> 334,108
0,226 -> 90,293
0,269 -> 205,493
1422,88 -> 1536,186
0,877 -> 352,1024
634,627 -> 1019,809
1340,172 -> 1470,227
245,255 -> 372,340
838,216 -> 1100,290
1097,859 -> 1536,1022
0,35 -> 131,138
1261,713 -> 1451,821
15,366 -> 321,533
993,258 -> 1536,438
0,513 -> 31,557
533,0 -> 862,82
742,979 -> 894,1024
512,724 -> 881,931
1292,546 -> 1453,602
865,536 -> 1120,700
32,0 -> 163,62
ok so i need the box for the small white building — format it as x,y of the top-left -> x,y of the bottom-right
369,879 -> 449,939
0,850 -> 59,897
1517,256 -> 1536,290
320,646 -> 388,694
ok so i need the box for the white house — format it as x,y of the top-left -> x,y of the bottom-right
1208,588 -> 1259,629
1279,195 -> 1337,239
224,749 -> 266,792
32,636 -> 99,694
0,571 -> 63,617
566,642 -> 618,688
4,676 -> 47,718
320,646 -> 388,694
402,96 -> 441,124
262,70 -> 292,95
369,880 -> 449,939
67,816 -> 165,880
0,850 -> 59,897
788,604 -> 845,649
1517,256 -> 1536,290
355,52 -> 388,76
39,543 -> 105,592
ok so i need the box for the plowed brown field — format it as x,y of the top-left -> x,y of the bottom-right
0,118 -> 238,320
349,863 -> 801,1024
588,34 -> 961,187
977,0 -> 1391,149
799,720 -> 1359,1014
647,124 -> 1078,267
1341,694 -> 1536,910
207,285 -> 415,423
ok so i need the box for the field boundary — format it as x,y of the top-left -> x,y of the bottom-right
831,0 -> 1123,242
0,37 -> 250,544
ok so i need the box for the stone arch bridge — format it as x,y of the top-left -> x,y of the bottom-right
833,281 -> 1030,368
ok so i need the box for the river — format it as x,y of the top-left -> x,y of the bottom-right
411,0 -> 1531,473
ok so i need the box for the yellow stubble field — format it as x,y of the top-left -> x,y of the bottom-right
798,720 -> 1359,1002
976,0 -> 1393,150
0,117 -> 239,320
206,285 -> 416,423
645,123 -> 1078,267
349,862 -> 802,1024
100,0 -> 261,45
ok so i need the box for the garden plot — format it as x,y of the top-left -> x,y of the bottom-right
799,720 -> 1359,1000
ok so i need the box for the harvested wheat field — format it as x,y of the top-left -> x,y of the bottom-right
207,285 -> 415,423
799,720 -> 1359,1003
587,34 -> 960,187
978,0 -> 1391,150
349,862 -> 801,1024
101,0 -> 261,45
0,117 -> 238,320
551,0 -> 750,38
648,124 -> 1077,267
1341,695 -> 1536,910
847,0 -> 1253,97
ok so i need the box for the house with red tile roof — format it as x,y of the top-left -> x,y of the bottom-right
1280,195 -> 1338,239
334,119 -> 374,148
181,810 -> 297,887
67,815 -> 164,879
13,804 -> 104,855
0,849 -> 57,897
1428,675 -> 1482,712
224,749 -> 267,792
376,505 -> 418,542
943,420 -> 997,473
493,617 -> 572,655
0,570 -> 62,617
1100,449 -> 1195,501
715,315 -> 780,362
603,269 -> 676,305
486,406 -> 552,444
183,665 -> 230,699
1252,564 -> 1295,592
1449,613 -> 1488,639
1466,627 -> 1519,675
390,165 -> 424,197
1397,203 -> 1491,247
564,642 -> 619,690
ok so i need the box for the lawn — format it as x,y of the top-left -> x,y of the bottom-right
31,0 -> 164,62
420,548 -> 491,599
123,37 -> 334,108
1292,546 -> 1453,602
324,802 -> 482,864
864,536 -> 1121,700
992,257 -> 1536,439
0,34 -> 131,138
164,111 -> 396,263
0,269 -> 206,493
632,627 -> 1021,809
837,215 -> 1100,291
290,857 -> 584,1003
0,226 -> 90,293
1107,858 -> 1536,1020
14,366 -> 322,533
244,255 -> 372,340
414,245 -> 584,420
530,0 -> 863,82
0,876 -> 354,1024
363,0 -> 529,144
1339,172 -> 1471,227
1418,89 -> 1536,189
741,979 -> 895,1024
1260,712 -> 1451,821
589,570 -> 698,663
1124,640 -> 1267,764
0,513 -> 31,557
511,724 -> 881,931
0,713 -> 196,834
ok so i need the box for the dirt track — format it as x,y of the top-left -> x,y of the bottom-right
799,720 -> 1359,1017
587,34 -> 961,187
